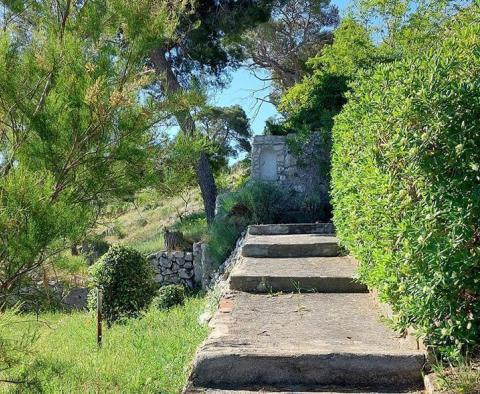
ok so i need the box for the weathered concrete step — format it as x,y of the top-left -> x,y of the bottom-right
248,223 -> 335,236
230,256 -> 367,293
188,293 -> 424,392
242,234 -> 340,258
187,389 -> 421,393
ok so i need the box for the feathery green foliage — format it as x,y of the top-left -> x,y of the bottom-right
0,0 -> 176,303
0,306 -> 38,385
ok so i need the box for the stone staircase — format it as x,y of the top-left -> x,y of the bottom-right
186,224 -> 426,393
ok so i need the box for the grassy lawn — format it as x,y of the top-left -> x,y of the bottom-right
1,188 -> 213,393
1,296 -> 208,394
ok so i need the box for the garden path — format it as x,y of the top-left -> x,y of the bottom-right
186,224 -> 425,393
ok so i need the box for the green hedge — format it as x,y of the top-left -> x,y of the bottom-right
331,7 -> 480,358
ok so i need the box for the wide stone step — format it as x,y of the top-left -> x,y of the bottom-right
230,256 -> 367,293
186,389 -> 421,393
248,223 -> 335,236
188,293 -> 424,392
242,234 -> 340,258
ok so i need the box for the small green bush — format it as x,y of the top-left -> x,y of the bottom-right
300,191 -> 332,223
154,285 -> 186,310
331,6 -> 480,358
88,245 -> 157,325
223,181 -> 289,224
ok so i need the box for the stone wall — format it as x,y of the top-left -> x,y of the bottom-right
191,236 -> 245,290
250,134 -> 328,199
23,245 -> 219,312
147,250 -> 195,288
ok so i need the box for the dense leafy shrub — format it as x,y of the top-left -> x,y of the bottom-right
154,285 -> 186,310
225,181 -> 289,224
331,7 -> 480,358
299,190 -> 332,223
88,246 -> 157,325
275,18 -> 380,135
209,182 -> 289,263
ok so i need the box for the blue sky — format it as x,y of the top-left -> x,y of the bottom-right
215,0 -> 351,136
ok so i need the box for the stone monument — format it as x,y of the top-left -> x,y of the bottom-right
250,134 -> 326,196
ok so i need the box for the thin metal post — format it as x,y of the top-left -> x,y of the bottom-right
96,288 -> 103,347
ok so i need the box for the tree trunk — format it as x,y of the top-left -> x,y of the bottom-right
197,152 -> 217,224
151,48 -> 217,224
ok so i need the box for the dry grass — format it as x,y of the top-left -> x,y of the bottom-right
43,188 -> 205,288
99,189 -> 204,255
435,360 -> 480,394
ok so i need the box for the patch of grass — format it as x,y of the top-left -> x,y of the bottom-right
52,254 -> 89,277
435,360 -> 480,394
1,296 -> 208,394
99,189 -> 204,256
171,212 -> 208,244
43,253 -> 90,288
130,233 -> 165,256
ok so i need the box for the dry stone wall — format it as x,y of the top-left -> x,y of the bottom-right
148,250 -> 195,288
38,241 -> 232,311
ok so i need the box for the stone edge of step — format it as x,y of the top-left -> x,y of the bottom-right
241,241 -> 341,258
248,223 -> 335,236
189,350 -> 426,392
229,274 -> 368,293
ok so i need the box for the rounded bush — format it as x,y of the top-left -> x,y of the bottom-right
154,285 -> 186,310
88,245 -> 157,325
331,8 -> 480,357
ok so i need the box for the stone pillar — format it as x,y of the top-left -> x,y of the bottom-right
251,135 -> 288,183
201,243 -> 214,288
192,242 -> 215,289
193,242 -> 203,287
250,133 -> 327,196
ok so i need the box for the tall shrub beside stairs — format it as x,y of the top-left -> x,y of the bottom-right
331,6 -> 480,358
